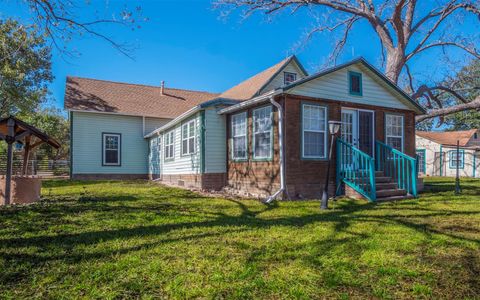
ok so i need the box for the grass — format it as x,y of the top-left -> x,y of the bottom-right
0,177 -> 479,299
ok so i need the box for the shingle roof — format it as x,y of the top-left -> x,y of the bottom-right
219,56 -> 297,100
64,77 -> 219,119
416,129 -> 478,146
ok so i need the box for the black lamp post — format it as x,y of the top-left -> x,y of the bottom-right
321,120 -> 342,210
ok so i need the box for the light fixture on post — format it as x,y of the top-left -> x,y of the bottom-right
321,120 -> 342,210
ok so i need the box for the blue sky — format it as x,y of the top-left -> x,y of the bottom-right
1,0 -> 477,110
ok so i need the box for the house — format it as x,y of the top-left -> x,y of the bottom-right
416,130 -> 480,178
65,56 -> 426,201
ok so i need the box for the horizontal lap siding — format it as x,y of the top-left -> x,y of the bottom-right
162,114 -> 201,175
261,61 -> 307,94
288,65 -> 411,110
144,117 -> 170,135
204,108 -> 227,173
72,112 -> 148,175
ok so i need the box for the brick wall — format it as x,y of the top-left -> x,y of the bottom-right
226,105 -> 281,197
226,94 -> 417,199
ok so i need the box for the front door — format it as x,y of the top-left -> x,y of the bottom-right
341,108 -> 375,157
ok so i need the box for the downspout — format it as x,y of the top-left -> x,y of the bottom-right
264,95 -> 285,203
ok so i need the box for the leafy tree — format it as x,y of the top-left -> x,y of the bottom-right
443,60 -> 480,130
215,0 -> 480,123
18,108 -> 70,160
0,19 -> 53,117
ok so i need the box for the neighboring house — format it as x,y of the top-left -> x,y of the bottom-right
65,56 -> 426,201
416,130 -> 480,178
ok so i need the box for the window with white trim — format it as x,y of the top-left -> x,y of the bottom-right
253,106 -> 272,159
284,72 -> 297,85
231,112 -> 247,160
385,114 -> 404,151
181,120 -> 196,155
302,104 -> 327,158
164,130 -> 175,160
102,133 -> 121,166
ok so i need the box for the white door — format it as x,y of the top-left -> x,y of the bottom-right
341,109 -> 358,146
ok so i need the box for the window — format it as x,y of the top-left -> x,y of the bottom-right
385,114 -> 404,151
475,132 -> 478,139
253,106 -> 273,159
302,104 -> 327,158
284,72 -> 297,85
164,130 -> 175,160
102,133 -> 121,166
181,120 -> 196,155
231,112 -> 247,160
416,149 -> 426,173
449,150 -> 464,169
348,71 -> 362,96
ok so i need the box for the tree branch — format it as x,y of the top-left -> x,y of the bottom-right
416,95 -> 480,122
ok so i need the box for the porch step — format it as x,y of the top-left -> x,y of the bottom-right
376,194 -> 414,202
375,171 -> 384,177
375,182 -> 398,190
376,188 -> 407,198
375,176 -> 392,183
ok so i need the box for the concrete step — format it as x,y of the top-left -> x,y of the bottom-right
376,188 -> 407,198
375,182 -> 398,190
375,176 -> 392,183
376,194 -> 414,202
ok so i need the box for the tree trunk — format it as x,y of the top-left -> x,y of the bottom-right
385,49 -> 405,84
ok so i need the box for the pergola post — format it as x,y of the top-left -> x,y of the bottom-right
22,136 -> 31,176
4,118 -> 15,205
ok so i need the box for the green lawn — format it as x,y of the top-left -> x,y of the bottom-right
0,178 -> 479,299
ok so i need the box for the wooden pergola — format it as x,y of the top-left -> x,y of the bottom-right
0,116 -> 61,205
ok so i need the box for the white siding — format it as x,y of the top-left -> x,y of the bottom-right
261,60 -> 307,94
161,113 -> 201,175
416,135 -> 479,177
288,64 -> 411,110
204,108 -> 227,173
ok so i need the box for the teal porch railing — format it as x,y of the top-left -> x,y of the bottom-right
336,138 -> 376,201
375,141 -> 418,197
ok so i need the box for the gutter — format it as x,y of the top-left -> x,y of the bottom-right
144,98 -> 238,138
217,89 -> 283,115
264,95 -> 286,204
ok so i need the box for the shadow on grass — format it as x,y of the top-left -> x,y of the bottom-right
0,179 -> 479,296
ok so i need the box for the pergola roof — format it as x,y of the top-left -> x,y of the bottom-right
0,116 -> 61,149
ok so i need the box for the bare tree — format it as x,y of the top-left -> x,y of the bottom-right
18,0 -> 146,58
214,0 -> 480,122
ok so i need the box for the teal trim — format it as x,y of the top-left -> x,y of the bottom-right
300,101 -> 329,160
348,71 -> 363,96
440,145 -> 443,176
283,57 -> 426,114
252,105 -> 274,162
473,153 -> 476,177
200,110 -> 206,173
416,149 -> 426,173
336,138 -> 376,201
230,111 -> 248,162
448,149 -> 464,169
384,113 -> 405,152
376,140 -> 417,197
69,111 -> 73,180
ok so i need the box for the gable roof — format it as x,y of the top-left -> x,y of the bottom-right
416,129 -> 478,146
64,77 -> 219,119
219,55 -> 307,101
284,57 -> 426,114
